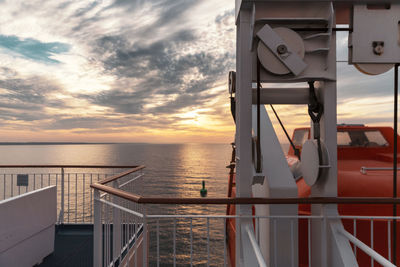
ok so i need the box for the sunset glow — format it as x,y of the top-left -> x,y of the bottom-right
0,1 -> 397,143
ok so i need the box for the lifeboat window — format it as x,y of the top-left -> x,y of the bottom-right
337,130 -> 388,147
293,129 -> 309,147
337,132 -> 352,146
364,131 -> 389,146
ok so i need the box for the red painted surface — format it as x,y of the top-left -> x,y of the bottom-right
227,125 -> 400,266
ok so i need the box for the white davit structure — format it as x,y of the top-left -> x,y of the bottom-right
233,0 -> 400,266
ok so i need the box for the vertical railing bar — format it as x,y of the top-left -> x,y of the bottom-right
60,168 -> 65,224
109,199 -> 112,266
274,218 -> 277,267
308,218 -> 311,267
120,204 -> 122,264
41,174 -> 43,188
291,219 -> 295,267
93,189 -> 102,267
157,219 -> 160,267
353,219 -> 356,253
130,200 -> 132,246
68,173 -> 70,223
124,207 -> 127,261
126,199 -> 129,257
83,173 -> 85,222
371,219 -> 374,267
109,197 -> 112,266
48,173 -> 50,186
102,204 -> 104,267
256,217 -> 260,244
11,174 -> 13,197
134,205 -> 137,267
105,197 -> 108,266
190,218 -> 193,267
33,173 -> 36,190
112,180 -> 121,264
143,204 -> 147,267
106,197 -> 109,266
18,175 -> 20,196
121,204 -> 124,250
3,174 -> 5,199
354,218 -> 357,259
75,174 -> 78,224
389,220 -> 392,262
173,217 -> 176,267
224,217 -> 227,267
91,173 -> 93,222
207,217 -> 210,267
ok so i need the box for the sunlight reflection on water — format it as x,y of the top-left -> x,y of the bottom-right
0,143 -> 232,266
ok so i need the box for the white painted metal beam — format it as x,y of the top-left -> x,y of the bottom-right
235,9 -> 254,267
252,105 -> 298,266
251,87 -> 309,104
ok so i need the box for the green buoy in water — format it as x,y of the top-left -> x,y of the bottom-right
200,180 -> 207,197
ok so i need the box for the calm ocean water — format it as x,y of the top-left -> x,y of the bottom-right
0,143 -> 232,266
0,143 -> 289,266
0,143 -> 232,197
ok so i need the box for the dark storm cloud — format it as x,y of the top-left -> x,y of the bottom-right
149,92 -> 218,114
0,69 -> 68,122
152,0 -> 197,26
82,89 -> 145,114
48,116 -> 123,130
84,27 -> 234,115
45,114 -> 185,130
0,77 -> 65,108
73,1 -> 100,17
109,0 -> 198,26
0,108 -> 44,122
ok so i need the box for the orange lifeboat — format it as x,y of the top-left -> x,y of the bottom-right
227,124 -> 400,266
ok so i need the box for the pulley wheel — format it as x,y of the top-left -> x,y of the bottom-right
300,139 -> 329,187
354,63 -> 394,75
257,27 -> 305,75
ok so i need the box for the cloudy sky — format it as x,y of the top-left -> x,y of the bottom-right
0,0 -> 396,143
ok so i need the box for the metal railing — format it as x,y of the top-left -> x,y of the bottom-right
92,198 -> 400,267
91,168 -> 400,267
360,167 -> 400,175
0,165 -> 141,224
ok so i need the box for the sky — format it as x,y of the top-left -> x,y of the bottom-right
0,0 -> 397,144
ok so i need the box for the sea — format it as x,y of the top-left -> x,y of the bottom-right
0,143 -> 289,266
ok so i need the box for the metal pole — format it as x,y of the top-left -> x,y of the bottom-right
256,58 -> 261,173
394,63 -> 399,265
112,180 -> 121,264
143,204 -> 147,267
60,168 -> 64,224
93,189 -> 102,267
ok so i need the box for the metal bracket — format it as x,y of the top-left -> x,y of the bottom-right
252,175 -> 265,185
256,24 -> 307,76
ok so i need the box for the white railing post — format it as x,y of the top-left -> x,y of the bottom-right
143,204 -> 147,267
112,180 -> 121,264
59,167 -> 65,224
94,189 -> 102,267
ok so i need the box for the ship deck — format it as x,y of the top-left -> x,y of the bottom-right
38,224 -> 93,267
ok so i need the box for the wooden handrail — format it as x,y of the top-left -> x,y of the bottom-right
98,165 -> 145,185
0,165 -> 141,168
92,183 -> 141,202
91,181 -> 400,205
